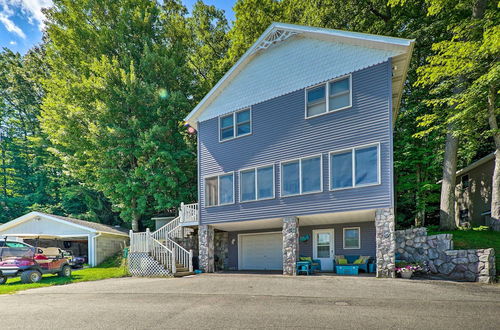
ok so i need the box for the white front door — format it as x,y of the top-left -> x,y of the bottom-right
312,229 -> 335,271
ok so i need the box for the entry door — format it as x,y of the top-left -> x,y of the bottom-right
312,229 -> 335,271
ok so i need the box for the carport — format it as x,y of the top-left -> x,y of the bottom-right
0,212 -> 129,266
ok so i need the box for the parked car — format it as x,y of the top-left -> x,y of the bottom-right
0,245 -> 71,284
61,250 -> 86,268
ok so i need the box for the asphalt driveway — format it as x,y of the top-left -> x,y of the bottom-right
1,273 -> 499,329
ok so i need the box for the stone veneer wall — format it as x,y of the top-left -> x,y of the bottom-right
375,208 -> 396,278
395,227 -> 496,283
214,231 -> 229,271
282,216 -> 299,276
198,224 -> 214,273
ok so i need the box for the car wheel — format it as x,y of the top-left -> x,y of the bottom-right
21,270 -> 42,284
0,276 -> 6,285
58,265 -> 71,277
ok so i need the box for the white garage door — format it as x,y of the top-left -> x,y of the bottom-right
239,232 -> 282,270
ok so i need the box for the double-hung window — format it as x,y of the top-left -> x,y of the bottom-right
281,155 -> 322,196
306,75 -> 351,118
330,143 -> 380,190
343,227 -> 360,249
219,108 -> 251,141
205,173 -> 234,206
240,165 -> 275,202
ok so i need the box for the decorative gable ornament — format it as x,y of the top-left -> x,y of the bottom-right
255,29 -> 299,52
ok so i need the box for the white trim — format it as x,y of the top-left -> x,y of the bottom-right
218,108 -> 252,143
203,172 -> 235,207
184,22 -> 415,128
305,74 -> 352,119
237,231 -> 282,271
343,227 -> 361,249
280,154 -> 323,198
328,142 -> 381,191
0,212 -> 97,234
239,164 -> 276,203
312,228 -> 335,260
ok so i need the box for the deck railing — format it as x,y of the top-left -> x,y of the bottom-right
179,202 -> 199,224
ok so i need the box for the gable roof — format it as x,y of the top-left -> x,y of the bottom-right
185,22 -> 415,128
456,152 -> 495,177
0,212 -> 129,237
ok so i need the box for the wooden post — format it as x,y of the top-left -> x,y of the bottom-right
189,249 -> 193,272
146,228 -> 150,253
129,230 -> 133,252
180,202 -> 185,223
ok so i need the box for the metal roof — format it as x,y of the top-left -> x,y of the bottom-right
185,22 -> 415,128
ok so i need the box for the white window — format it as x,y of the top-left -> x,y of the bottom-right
281,155 -> 322,196
330,143 -> 380,190
343,227 -> 360,249
240,165 -> 275,202
219,108 -> 251,141
306,75 -> 351,118
205,173 -> 234,206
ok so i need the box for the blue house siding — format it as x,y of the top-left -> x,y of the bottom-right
226,222 -> 376,270
198,61 -> 393,225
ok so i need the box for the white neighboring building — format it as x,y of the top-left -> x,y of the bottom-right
0,212 -> 129,266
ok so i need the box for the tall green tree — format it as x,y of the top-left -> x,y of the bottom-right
41,0 -> 197,231
395,0 -> 499,229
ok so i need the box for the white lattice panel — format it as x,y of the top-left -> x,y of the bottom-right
128,252 -> 171,277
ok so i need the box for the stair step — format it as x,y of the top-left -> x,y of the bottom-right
174,271 -> 194,277
176,267 -> 189,272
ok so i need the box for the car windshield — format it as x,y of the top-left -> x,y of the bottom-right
0,246 -> 35,260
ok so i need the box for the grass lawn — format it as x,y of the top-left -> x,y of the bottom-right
428,228 -> 500,273
0,254 -> 128,295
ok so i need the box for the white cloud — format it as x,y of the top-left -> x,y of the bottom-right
0,13 -> 26,38
9,40 -> 16,45
0,0 -> 52,38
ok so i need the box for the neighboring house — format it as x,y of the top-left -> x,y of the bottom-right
0,212 -> 129,266
454,152 -> 498,229
129,22 -> 415,278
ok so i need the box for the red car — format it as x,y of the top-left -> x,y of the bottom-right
0,243 -> 71,284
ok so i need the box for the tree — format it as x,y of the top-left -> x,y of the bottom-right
41,0 -> 197,231
407,0 -> 498,229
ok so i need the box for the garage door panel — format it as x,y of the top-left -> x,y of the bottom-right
239,233 -> 282,270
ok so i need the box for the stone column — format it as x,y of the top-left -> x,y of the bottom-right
198,224 -> 214,273
375,208 -> 396,278
283,216 -> 299,276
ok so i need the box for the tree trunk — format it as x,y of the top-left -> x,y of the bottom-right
131,197 -> 140,232
415,165 -> 425,227
440,124 -> 459,230
487,85 -> 499,222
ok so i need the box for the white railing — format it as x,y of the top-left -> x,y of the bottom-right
130,205 -> 194,274
180,202 -> 199,224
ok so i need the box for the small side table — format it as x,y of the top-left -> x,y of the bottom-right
297,261 -> 311,275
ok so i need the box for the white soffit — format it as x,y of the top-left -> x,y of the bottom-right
186,22 -> 414,128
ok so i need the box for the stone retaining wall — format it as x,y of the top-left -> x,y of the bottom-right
395,228 -> 496,283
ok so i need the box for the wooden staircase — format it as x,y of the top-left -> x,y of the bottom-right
173,263 -> 194,277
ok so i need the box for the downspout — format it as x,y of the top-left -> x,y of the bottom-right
92,233 -> 102,267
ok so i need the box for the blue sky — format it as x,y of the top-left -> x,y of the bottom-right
0,0 -> 236,54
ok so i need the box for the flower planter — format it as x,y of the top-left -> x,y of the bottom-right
400,271 -> 414,279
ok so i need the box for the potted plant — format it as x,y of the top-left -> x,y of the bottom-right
395,263 -> 422,279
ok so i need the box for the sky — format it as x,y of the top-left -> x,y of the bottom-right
0,0 -> 236,54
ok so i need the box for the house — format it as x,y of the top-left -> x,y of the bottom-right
454,152 -> 499,230
0,212 -> 129,266
129,22 -> 415,278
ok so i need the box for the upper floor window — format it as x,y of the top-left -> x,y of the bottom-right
329,143 -> 380,190
240,165 -> 275,202
306,75 -> 351,118
281,155 -> 322,196
219,108 -> 251,141
205,173 -> 234,207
